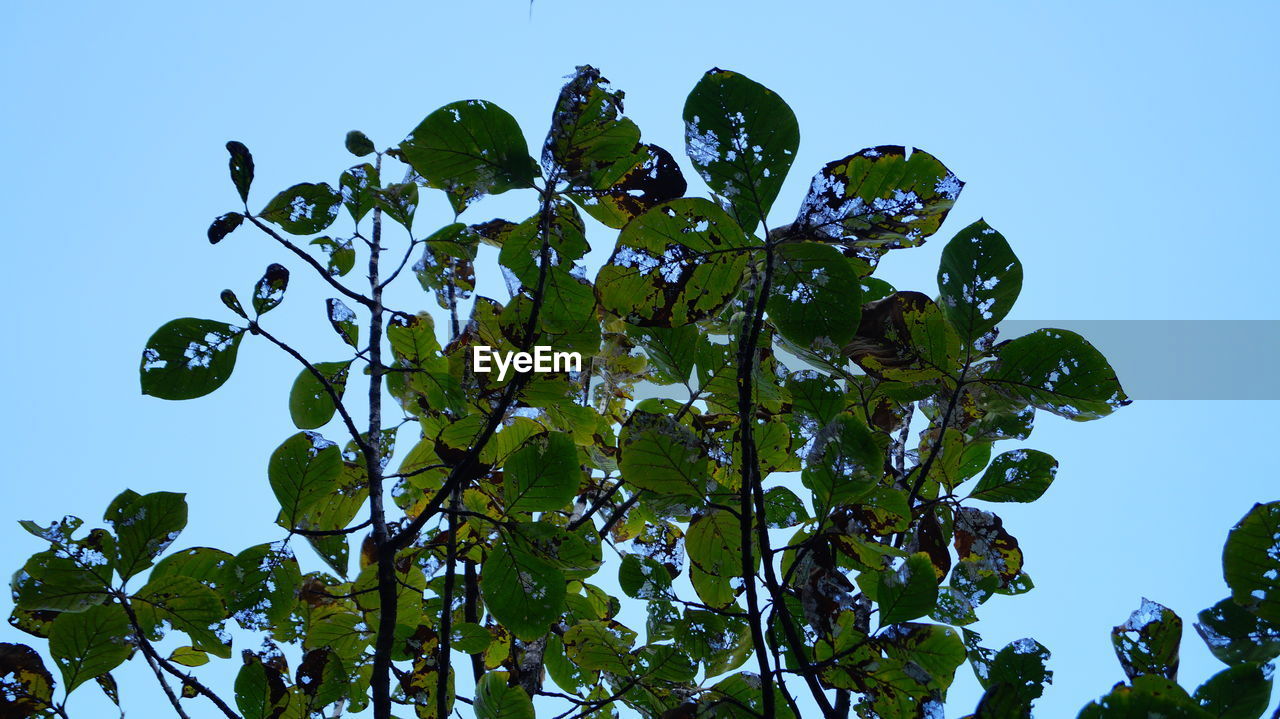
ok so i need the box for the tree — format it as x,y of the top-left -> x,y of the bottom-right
3,65 -> 1277,719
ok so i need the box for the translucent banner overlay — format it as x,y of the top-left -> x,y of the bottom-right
996,321 -> 1280,400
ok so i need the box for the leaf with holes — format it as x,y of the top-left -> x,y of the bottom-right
259,182 -> 341,235
597,198 -> 757,327
397,100 -> 538,213
938,219 -> 1022,345
140,319 -> 244,400
684,68 -> 798,233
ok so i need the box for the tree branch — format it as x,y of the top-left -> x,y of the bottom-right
244,214 -> 374,309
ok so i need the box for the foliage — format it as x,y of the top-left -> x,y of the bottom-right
3,64 -> 1273,719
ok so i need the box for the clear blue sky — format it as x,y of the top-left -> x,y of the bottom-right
3,2 -> 1278,716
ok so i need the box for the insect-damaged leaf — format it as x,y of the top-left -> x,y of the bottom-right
252,263 -> 289,315
259,182 -> 342,236
567,143 -> 687,230
686,509 -> 753,579
208,212 -> 244,244
326,298 -> 360,348
972,638 -> 1052,716
938,219 -> 1022,345
562,619 -> 636,673
226,141 -> 254,203
235,653 -> 291,719
224,543 -> 302,633
288,361 -> 351,430
503,431 -> 581,513
1112,598 -> 1182,681
140,318 -> 244,400
474,671 -> 535,719
48,603 -> 131,694
339,162 -> 379,223
684,68 -> 799,233
843,291 -> 961,382
1223,501 -> 1280,624
597,197 -> 757,327
794,146 -> 962,262
542,65 -> 641,186
396,100 -> 538,214
802,414 -> 887,512
1195,598 -> 1280,666
984,328 -> 1129,421
1193,662 -> 1273,719
1079,675 -> 1210,719
767,241 -> 863,354
617,410 -> 708,503
877,553 -> 939,627
968,449 -> 1059,503
104,489 -> 188,581
310,236 -> 355,277
131,575 -> 228,658
481,532 -> 566,641
269,432 -> 342,529
763,486 -> 809,529
954,507 -> 1024,591
373,182 -> 418,229
0,643 -> 56,716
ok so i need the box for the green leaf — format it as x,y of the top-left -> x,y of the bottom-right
48,603 -> 131,694
617,410 -> 708,503
687,509 -> 752,579
795,145 -> 962,262
220,289 -> 247,319
1112,598 -> 1183,681
326,298 -> 360,348
767,242 -> 862,353
1224,502 -> 1280,623
235,655 -> 291,719
0,643 -> 56,716
504,431 -> 581,513
881,623 -> 966,691
296,648 -> 348,711
140,318 -> 245,400
954,507 -> 1024,591
878,553 -> 939,627
1195,598 -> 1280,666
974,638 -> 1052,714
630,324 -> 699,385
345,130 -> 375,157
288,361 -> 351,430
208,212 -> 244,244
450,622 -> 491,654
938,219 -> 1022,344
969,449 -> 1059,503
1193,663 -> 1273,719
801,414 -> 884,512
481,533 -> 566,641
762,486 -> 809,529
310,236 -> 355,277
224,543 -> 301,634
374,182 -> 418,229
397,100 -> 538,214
250,263 -> 289,315
226,141 -> 254,203
104,489 -> 188,581
845,291 -> 961,382
543,65 -> 641,186
131,575 -> 228,658
683,68 -> 798,233
985,328 -> 1129,421
339,163 -> 379,223
618,554 -> 673,599
596,198 -> 757,327
268,432 -> 343,529
474,672 -> 534,719
1080,675 -> 1212,719
566,143 -> 687,229
562,619 -> 636,673
13,551 -> 111,613
259,182 -> 341,235
684,609 -> 753,676
169,646 -> 209,667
